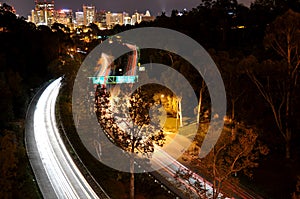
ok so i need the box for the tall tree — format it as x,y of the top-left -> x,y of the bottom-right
196,79 -> 207,124
292,176 -> 300,199
0,131 -> 18,199
95,85 -> 165,199
180,125 -> 268,198
248,9 -> 300,159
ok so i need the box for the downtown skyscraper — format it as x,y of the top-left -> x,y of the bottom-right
31,0 -> 55,26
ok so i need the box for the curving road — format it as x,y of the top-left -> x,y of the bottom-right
151,132 -> 263,199
25,78 -> 107,199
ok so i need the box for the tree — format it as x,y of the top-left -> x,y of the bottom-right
0,4 -> 67,198
0,131 -> 18,199
158,51 -> 202,127
0,78 -> 14,125
0,3 -> 13,11
51,22 -> 67,32
200,0 -> 216,9
87,23 -> 100,38
292,176 -> 300,199
248,9 -> 300,159
95,85 -> 165,199
179,122 -> 268,198
212,51 -> 245,138
251,0 -> 300,12
196,79 -> 207,124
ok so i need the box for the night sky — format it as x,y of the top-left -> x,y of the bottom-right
8,0 -> 253,17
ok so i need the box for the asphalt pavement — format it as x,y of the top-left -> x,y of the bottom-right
25,78 -> 103,199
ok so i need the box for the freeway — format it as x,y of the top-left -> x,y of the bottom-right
152,145 -> 224,199
24,77 -> 261,199
151,129 -> 264,199
25,78 -> 108,199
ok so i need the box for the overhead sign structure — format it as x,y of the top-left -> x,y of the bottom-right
91,42 -> 140,85
89,76 -> 138,84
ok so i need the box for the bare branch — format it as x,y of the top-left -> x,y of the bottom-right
247,70 -> 285,137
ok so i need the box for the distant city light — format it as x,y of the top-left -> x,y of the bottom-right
27,2 -> 155,30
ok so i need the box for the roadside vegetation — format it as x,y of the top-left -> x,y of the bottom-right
1,0 -> 300,198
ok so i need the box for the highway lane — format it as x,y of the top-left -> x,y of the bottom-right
151,131 -> 264,199
152,146 -> 221,199
25,78 -> 106,199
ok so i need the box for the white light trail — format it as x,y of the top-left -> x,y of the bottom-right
33,78 -> 100,199
152,146 -> 225,199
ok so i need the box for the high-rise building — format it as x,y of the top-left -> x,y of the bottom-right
131,12 -> 142,25
75,11 -> 84,26
31,0 -> 55,26
83,5 -> 95,26
55,9 -> 73,26
106,12 -> 128,28
95,10 -> 107,29
123,16 -> 131,26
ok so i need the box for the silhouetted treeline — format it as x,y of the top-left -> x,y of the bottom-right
103,1 -> 300,197
0,0 -> 299,198
0,4 -> 72,198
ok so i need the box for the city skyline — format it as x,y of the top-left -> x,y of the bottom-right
8,0 -> 253,17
